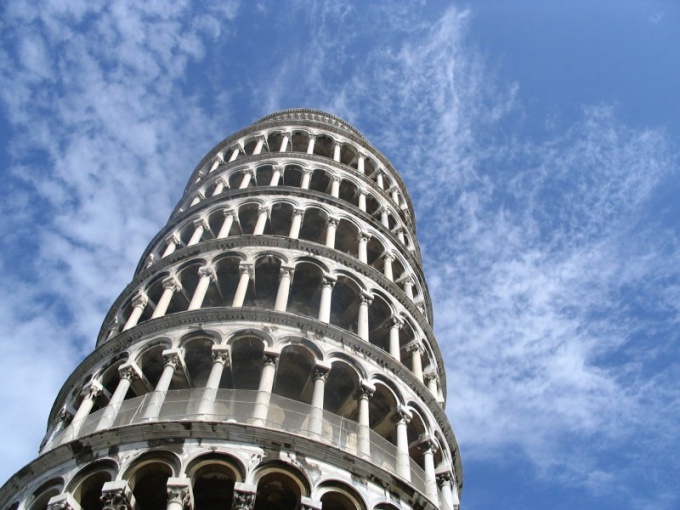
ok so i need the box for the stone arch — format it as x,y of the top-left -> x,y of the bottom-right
282,164 -> 304,187
367,291 -> 393,352
175,259 -> 210,311
338,178 -> 359,207
339,142 -> 358,167
143,271 -> 174,321
124,451 -> 180,510
288,261 -> 324,319
364,193 -> 380,216
272,344 -> 316,404
228,167 -> 248,189
316,480 -> 366,510
67,460 -> 118,510
211,254 -> 246,308
405,405 -> 429,470
27,479 -> 63,510
237,201 -> 267,235
182,335 -> 217,388
324,358 -> 361,419
252,461 -> 310,510
207,208 -> 236,238
266,131 -> 284,153
335,218 -> 359,257
291,131 -> 310,152
368,379 -> 402,446
186,453 -> 245,510
299,206 -> 328,245
254,163 -> 275,186
253,255 -> 283,309
309,167 -> 332,193
228,333 -> 267,390
135,341 -> 172,389
329,273 -> 363,333
313,134 -> 334,159
269,201 -> 294,236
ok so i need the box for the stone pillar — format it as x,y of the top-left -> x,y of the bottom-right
301,169 -> 312,189
300,497 -> 323,510
189,191 -> 204,207
395,406 -> 413,481
333,141 -> 341,162
239,168 -> 254,189
383,253 -> 394,281
211,178 -> 227,196
166,478 -> 193,510
187,266 -> 216,311
252,349 -> 279,425
376,172 -> 384,189
325,218 -> 338,249
67,381 -> 103,439
308,361 -> 331,436
437,471 -> 456,510
151,277 -> 180,319
358,191 -> 367,212
162,234 -> 181,257
357,154 -> 365,174
217,208 -> 236,239
357,381 -> 375,457
330,177 -> 340,197
392,189 -> 400,203
228,146 -> 241,162
407,343 -> 424,383
306,135 -> 316,154
424,372 -> 439,398
253,206 -> 269,235
388,316 -> 403,361
274,266 -> 294,312
101,480 -> 136,510
289,208 -> 304,239
231,482 -> 257,510
142,350 -> 181,420
397,228 -> 406,244
187,219 -> 208,247
232,264 -> 254,307
197,347 -> 230,418
422,440 -> 440,503
404,278 -> 415,299
96,364 -> 139,431
357,293 -> 373,342
252,137 -> 265,155
269,165 -> 282,186
318,276 -> 336,323
279,133 -> 290,152
122,293 -> 147,331
358,233 -> 370,263
47,493 -> 81,510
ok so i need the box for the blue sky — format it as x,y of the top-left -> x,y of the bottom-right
1,1 -> 679,509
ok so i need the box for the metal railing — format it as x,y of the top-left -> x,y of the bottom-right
47,389 -> 431,496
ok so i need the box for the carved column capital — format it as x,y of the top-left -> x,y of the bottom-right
100,481 -> 135,510
279,266 -> 295,279
131,293 -> 148,309
387,316 -> 404,329
358,231 -> 372,243
198,265 -> 216,280
239,263 -> 255,277
212,346 -> 231,366
231,482 -> 257,510
395,405 -> 413,425
161,276 -> 181,292
327,217 -> 339,227
118,364 -> 139,382
358,380 -> 375,399
313,361 -> 331,381
165,233 -> 181,246
166,478 -> 193,510
222,207 -> 236,218
262,350 -> 280,368
358,292 -> 373,306
292,207 -> 305,217
162,350 -> 181,369
81,381 -> 103,400
192,218 -> 209,230
321,275 -> 336,288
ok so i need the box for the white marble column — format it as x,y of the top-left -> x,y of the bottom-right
217,208 -> 236,239
358,233 -> 370,263
395,406 -> 413,481
289,208 -> 304,239
252,349 -> 279,425
318,276 -> 336,323
253,206 -> 269,235
330,177 -> 340,197
423,440 -> 440,503
391,189 -> 400,203
380,209 -> 389,227
166,478 -> 193,510
376,171 -> 384,189
101,481 -> 135,510
162,234 -> 181,257
437,471 -> 457,510
66,381 -> 103,439
358,191 -> 367,212
309,362 -> 331,436
187,266 -> 216,311
122,294 -> 148,331
357,154 -> 365,174
96,364 -> 139,430
197,347 -> 230,418
269,165 -> 282,186
333,141 -> 341,162
274,266 -> 294,312
388,316 -> 403,361
306,134 -> 317,154
357,293 -> 373,342
190,191 -> 204,207
357,381 -> 375,457
151,277 -> 180,319
211,178 -> 228,196
232,264 -> 254,307
252,137 -> 265,155
239,168 -> 254,189
47,494 -> 81,510
187,219 -> 208,247
404,278 -> 415,299
383,253 -> 394,281
407,342 -> 424,383
325,218 -> 338,248
424,372 -> 439,398
301,168 -> 312,189
279,132 -> 290,152
228,146 -> 241,162
232,482 -> 257,510
142,350 -> 181,420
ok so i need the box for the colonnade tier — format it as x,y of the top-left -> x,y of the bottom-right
97,239 -> 443,384
183,111 -> 417,232
167,155 -> 420,262
3,428 -> 460,510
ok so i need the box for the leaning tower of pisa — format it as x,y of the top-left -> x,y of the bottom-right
0,110 -> 462,510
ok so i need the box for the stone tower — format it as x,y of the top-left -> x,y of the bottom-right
0,110 -> 462,510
